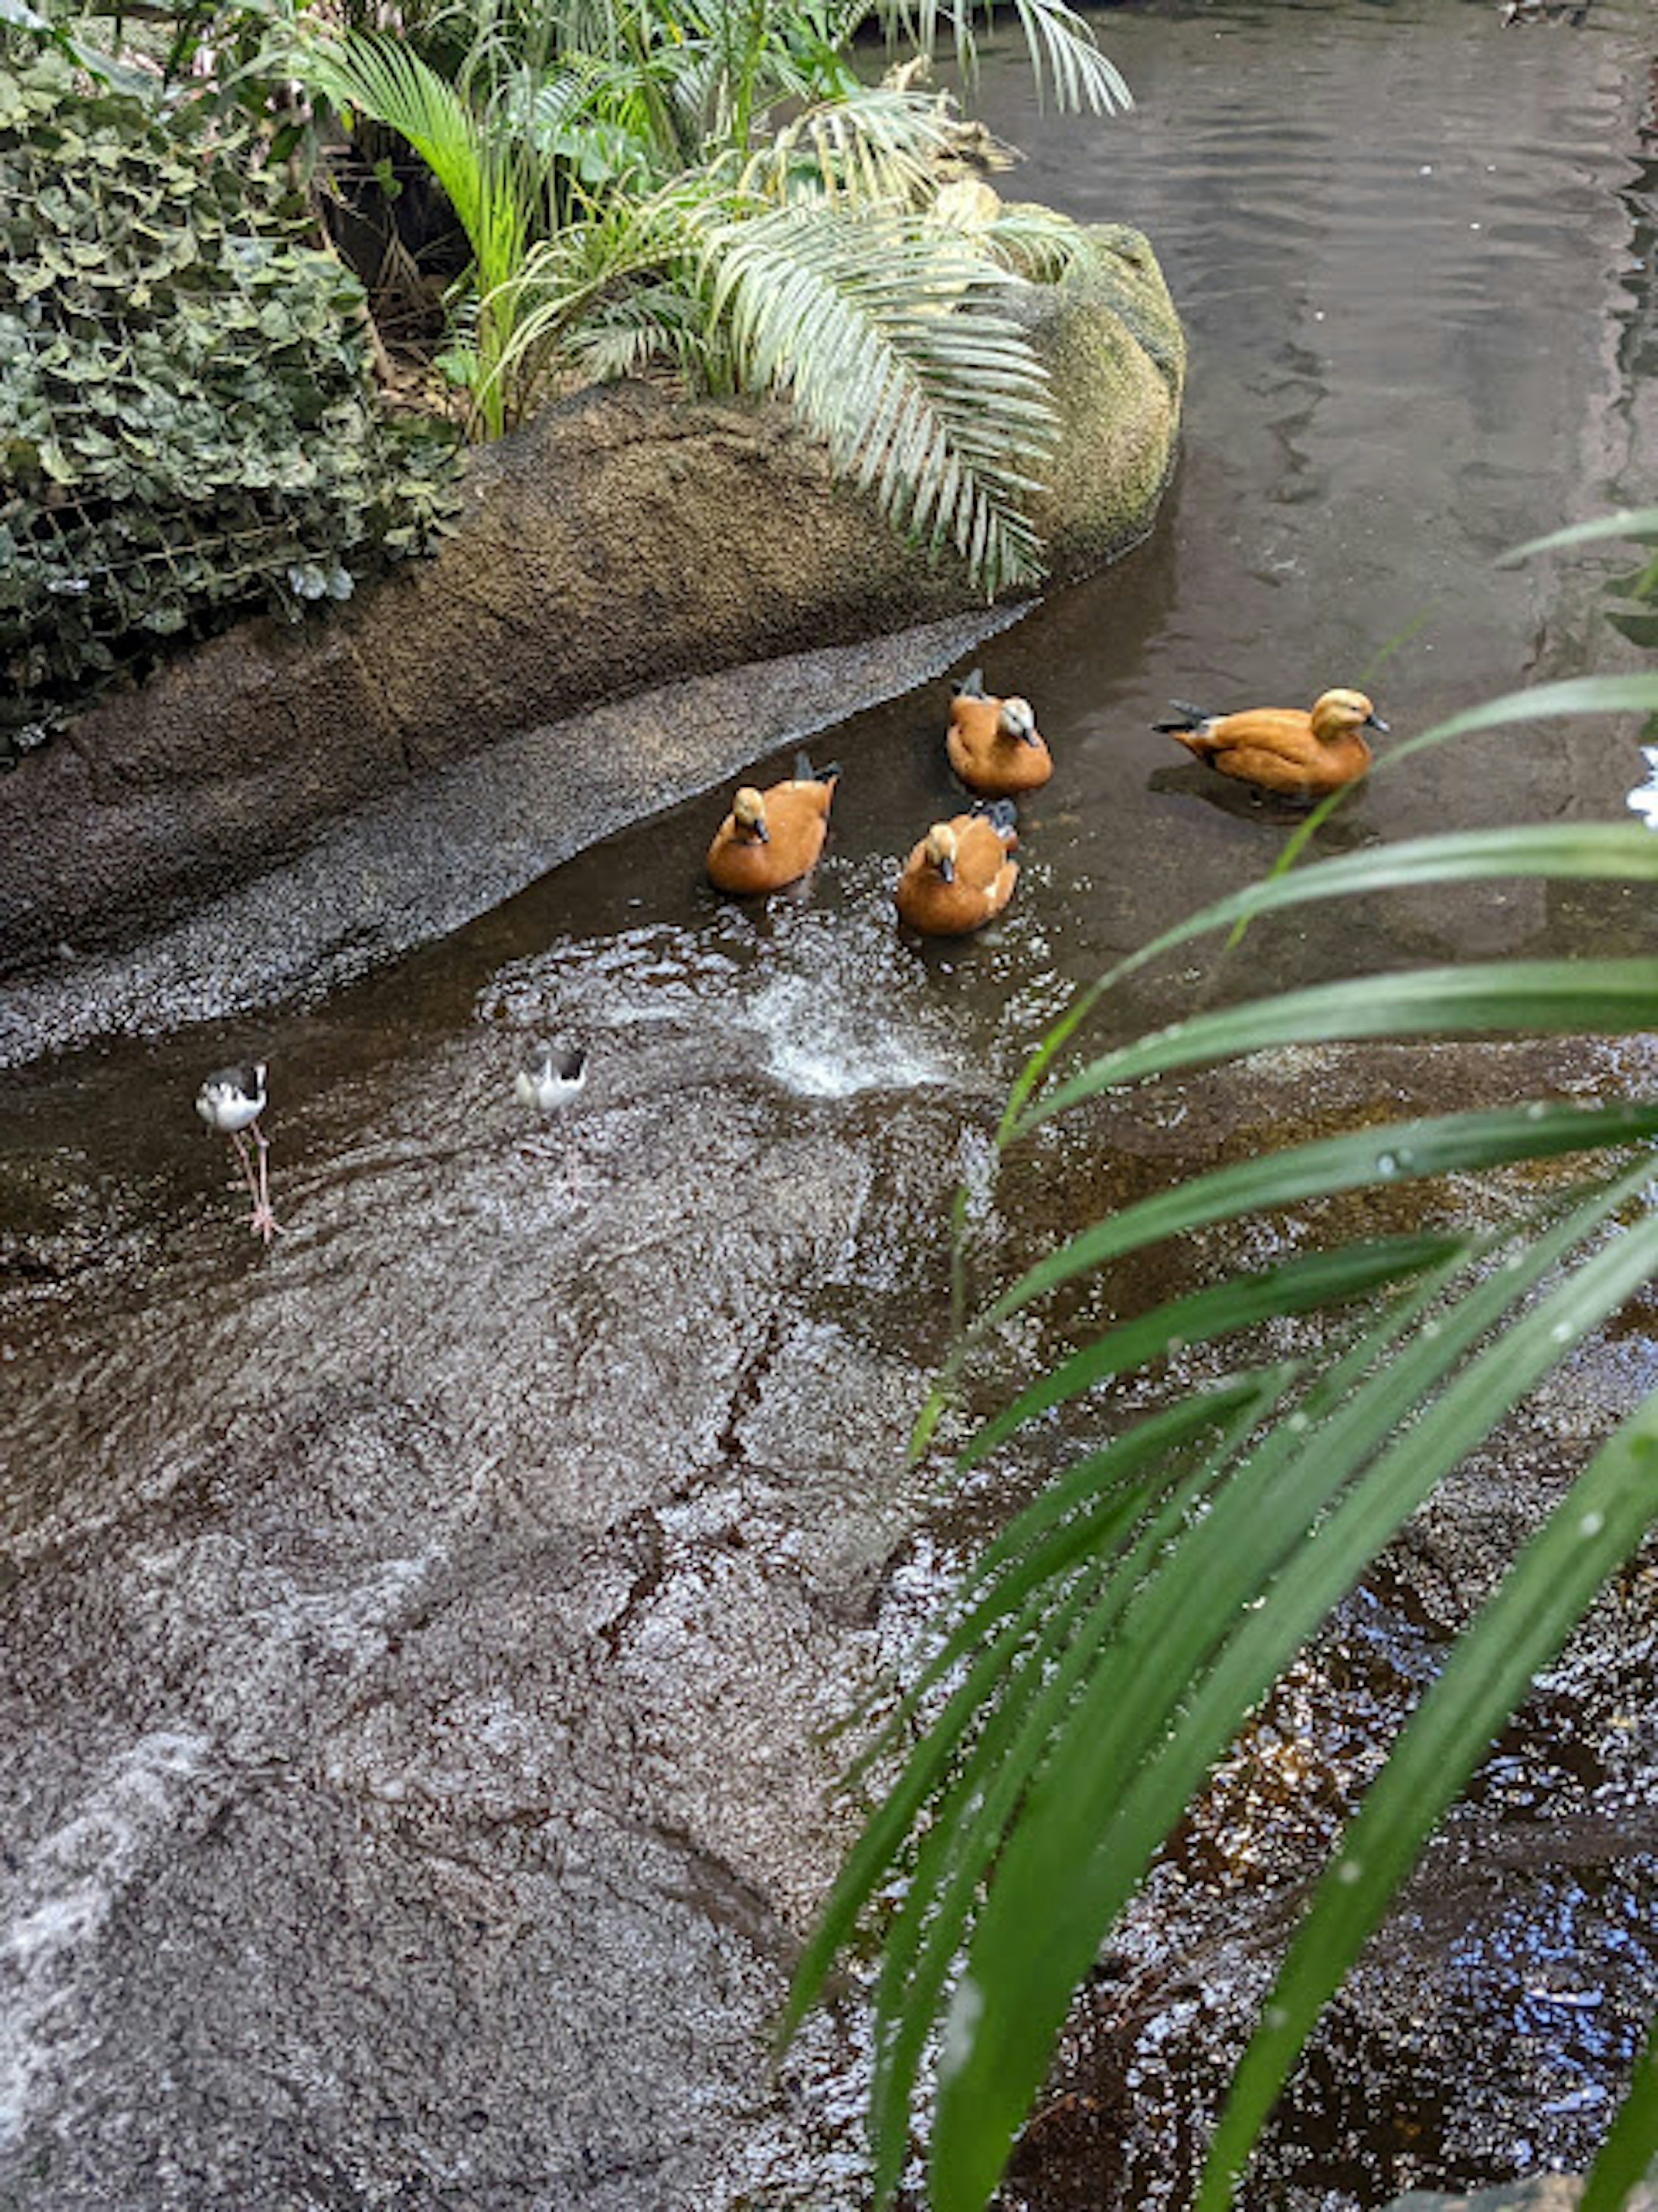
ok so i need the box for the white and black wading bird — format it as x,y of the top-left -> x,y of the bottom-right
514,1040 -> 589,1166
196,1060 -> 281,1244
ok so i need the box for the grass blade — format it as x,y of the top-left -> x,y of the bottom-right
975,1098 -> 1658,1344
998,823 -> 1658,1140
1019,962 -> 1658,1133
927,1167 -> 1658,2209
1582,2011 -> 1658,2212
958,1237 -> 1460,1472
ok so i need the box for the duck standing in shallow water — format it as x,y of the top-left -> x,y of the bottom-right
196,1060 -> 281,1243
706,751 -> 842,894
895,800 -> 1020,936
946,669 -> 1052,797
1153,687 -> 1386,801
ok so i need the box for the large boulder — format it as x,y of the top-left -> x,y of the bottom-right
0,223 -> 1182,980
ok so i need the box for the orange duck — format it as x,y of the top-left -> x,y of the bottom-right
946,669 -> 1052,796
895,801 -> 1020,937
706,751 -> 841,893
1153,688 -> 1386,800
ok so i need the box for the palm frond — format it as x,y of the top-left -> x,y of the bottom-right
488,178 -> 707,386
306,35 -> 520,280
743,87 -> 968,206
865,0 -> 1131,113
701,200 -> 1058,592
930,197 -> 1089,283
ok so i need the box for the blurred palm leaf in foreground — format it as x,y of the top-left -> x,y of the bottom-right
786,670 -> 1658,2210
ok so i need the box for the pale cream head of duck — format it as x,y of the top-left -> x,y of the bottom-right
924,821 -> 960,882
1311,688 -> 1388,738
733,786 -> 769,840
997,696 -> 1041,746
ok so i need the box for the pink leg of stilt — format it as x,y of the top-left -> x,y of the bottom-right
228,1130 -> 262,1209
247,1121 -> 282,1243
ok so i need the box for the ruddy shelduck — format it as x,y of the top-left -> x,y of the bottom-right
1154,687 -> 1387,800
706,751 -> 841,894
895,801 -> 1020,936
946,668 -> 1052,796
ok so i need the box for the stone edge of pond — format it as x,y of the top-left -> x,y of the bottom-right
0,604 -> 1020,1070
0,222 -> 1185,1019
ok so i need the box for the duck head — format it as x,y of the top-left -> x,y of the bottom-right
925,822 -> 959,883
997,696 -> 1041,746
733,786 -> 769,841
1311,689 -> 1388,739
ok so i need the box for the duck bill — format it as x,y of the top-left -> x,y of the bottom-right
1366,712 -> 1389,734
937,855 -> 956,884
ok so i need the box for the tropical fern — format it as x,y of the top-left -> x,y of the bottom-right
306,32 -> 562,431
702,201 -> 1058,589
787,671 -> 1658,2209
297,0 -> 1123,586
497,189 -> 1063,592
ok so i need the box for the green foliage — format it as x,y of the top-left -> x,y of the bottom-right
0,35 -> 461,759
304,32 -> 562,435
788,673 -> 1658,2208
301,0 -> 1126,592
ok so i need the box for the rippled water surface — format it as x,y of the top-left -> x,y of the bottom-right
5,4 -> 1658,2207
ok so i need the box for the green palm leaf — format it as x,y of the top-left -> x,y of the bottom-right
792,684 -> 1658,2209
304,32 -> 560,431
1019,957 -> 1658,1130
702,201 -> 1058,591
873,0 -> 1130,113
1000,818 -> 1658,1137
1196,1389 -> 1658,2209
930,1171 -> 1658,2207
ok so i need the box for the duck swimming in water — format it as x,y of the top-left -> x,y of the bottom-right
1153,687 -> 1387,801
894,800 -> 1020,936
946,669 -> 1052,797
706,751 -> 841,893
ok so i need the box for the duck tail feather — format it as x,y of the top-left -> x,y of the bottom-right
952,667 -> 987,699
794,750 -> 842,784
1152,699 -> 1213,732
973,797 -> 1019,833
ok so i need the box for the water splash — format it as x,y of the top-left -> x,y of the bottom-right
744,970 -> 957,1097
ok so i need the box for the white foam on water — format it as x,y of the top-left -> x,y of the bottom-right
0,1729 -> 211,2153
743,970 -> 958,1098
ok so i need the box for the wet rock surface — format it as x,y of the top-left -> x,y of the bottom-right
1386,2181 -> 1658,2211
4,949 -> 1657,2207
0,938 -> 938,2205
0,609 -> 1017,1070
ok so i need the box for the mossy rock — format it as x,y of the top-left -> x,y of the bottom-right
1011,220 -> 1186,581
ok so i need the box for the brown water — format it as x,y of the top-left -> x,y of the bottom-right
4,4 -> 1658,2208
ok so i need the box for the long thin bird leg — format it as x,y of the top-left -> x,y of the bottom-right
248,1121 -> 282,1243
228,1129 -> 262,1209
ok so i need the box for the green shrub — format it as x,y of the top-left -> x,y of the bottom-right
0,38 -> 461,761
